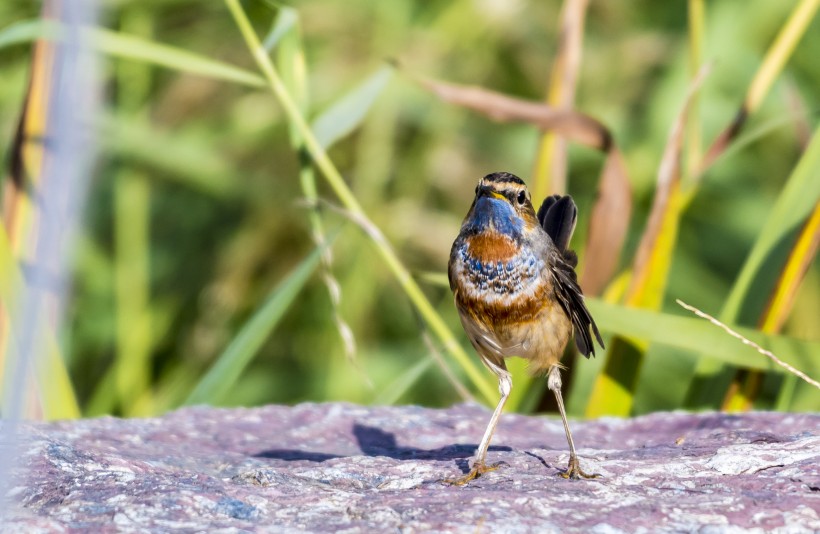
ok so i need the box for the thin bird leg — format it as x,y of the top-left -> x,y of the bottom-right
548,365 -> 600,480
443,360 -> 511,486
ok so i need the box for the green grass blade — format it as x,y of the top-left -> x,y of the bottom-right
112,9 -> 156,417
745,0 -> 820,112
784,375 -> 820,411
686,124 -> 820,407
97,114 -> 238,198
114,171 -> 152,415
263,6 -> 298,51
91,26 -> 265,87
224,0 -> 497,405
587,299 -> 820,378
35,338 -> 80,420
703,112 -> 813,174
722,127 -> 820,323
0,224 -> 79,419
723,200 -> 820,410
686,0 -> 704,178
373,356 -> 434,405
505,357 -> 535,412
276,11 -> 364,382
700,0 -> 820,173
586,68 -> 706,417
311,67 -> 393,150
184,242 -> 329,406
0,19 -> 266,87
84,364 -> 117,417
0,18 -> 60,49
775,374 -> 799,411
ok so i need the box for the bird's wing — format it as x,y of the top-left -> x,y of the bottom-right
550,256 -> 605,358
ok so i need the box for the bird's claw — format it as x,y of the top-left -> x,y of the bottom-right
442,461 -> 503,486
560,456 -> 601,480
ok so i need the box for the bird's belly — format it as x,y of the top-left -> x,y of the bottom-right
460,303 -> 570,374
452,246 -> 571,373
501,308 -> 571,374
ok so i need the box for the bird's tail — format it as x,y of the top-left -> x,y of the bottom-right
536,195 -> 578,257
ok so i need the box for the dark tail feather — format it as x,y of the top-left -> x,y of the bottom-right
575,308 -> 605,357
552,260 -> 606,358
536,195 -> 577,253
536,195 -> 559,226
542,195 -> 605,357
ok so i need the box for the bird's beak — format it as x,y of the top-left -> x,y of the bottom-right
477,185 -> 506,201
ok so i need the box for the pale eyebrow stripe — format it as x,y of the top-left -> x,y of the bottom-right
484,181 -> 526,191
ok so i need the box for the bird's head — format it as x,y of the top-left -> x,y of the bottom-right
461,172 -> 540,238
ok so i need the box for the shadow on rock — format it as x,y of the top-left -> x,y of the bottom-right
255,423 -> 511,463
253,450 -> 341,462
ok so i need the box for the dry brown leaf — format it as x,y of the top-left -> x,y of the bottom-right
417,76 -> 611,150
626,66 -> 710,301
698,107 -> 747,175
579,147 -> 631,296
531,0 -> 589,199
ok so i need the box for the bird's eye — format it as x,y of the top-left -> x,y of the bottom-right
516,191 -> 527,205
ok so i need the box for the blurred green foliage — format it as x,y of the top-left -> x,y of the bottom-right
0,0 -> 818,418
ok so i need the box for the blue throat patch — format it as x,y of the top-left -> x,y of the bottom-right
467,196 -> 523,237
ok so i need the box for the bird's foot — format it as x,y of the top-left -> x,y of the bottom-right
442,461 -> 503,486
559,455 -> 600,480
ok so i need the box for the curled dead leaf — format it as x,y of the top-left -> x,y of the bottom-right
581,148 -> 632,296
417,76 -> 611,150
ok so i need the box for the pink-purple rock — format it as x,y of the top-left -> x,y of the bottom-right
3,403 -> 819,532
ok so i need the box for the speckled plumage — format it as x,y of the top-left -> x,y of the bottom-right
445,171 -> 605,485
448,173 -> 600,375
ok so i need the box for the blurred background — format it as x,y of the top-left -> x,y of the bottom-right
0,0 -> 818,421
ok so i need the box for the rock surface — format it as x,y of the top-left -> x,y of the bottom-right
2,403 -> 819,532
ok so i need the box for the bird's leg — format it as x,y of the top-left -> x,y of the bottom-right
443,361 -> 511,486
548,365 -> 600,480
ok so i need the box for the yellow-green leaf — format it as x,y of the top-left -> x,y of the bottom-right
687,124 -> 820,408
0,224 -> 79,420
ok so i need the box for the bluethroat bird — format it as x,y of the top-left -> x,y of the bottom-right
447,171 -> 604,485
